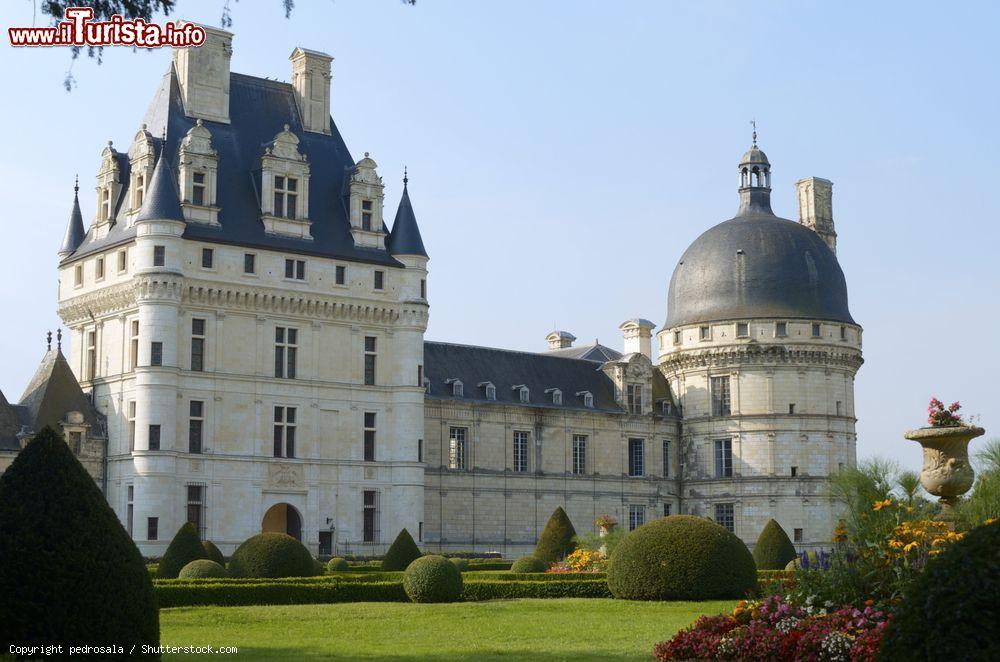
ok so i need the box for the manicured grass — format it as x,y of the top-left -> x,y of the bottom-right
160,598 -> 734,660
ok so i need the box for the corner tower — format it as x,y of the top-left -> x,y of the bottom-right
657,139 -> 863,552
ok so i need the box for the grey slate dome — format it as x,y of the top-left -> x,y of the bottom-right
664,144 -> 855,329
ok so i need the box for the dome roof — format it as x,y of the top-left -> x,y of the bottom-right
665,212 -> 855,328
741,146 -> 769,166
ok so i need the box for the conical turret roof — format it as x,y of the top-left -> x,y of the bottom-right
386,174 -> 428,258
136,146 -> 184,222
58,178 -> 86,258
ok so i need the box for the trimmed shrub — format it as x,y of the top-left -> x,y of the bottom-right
158,522 -> 207,579
381,528 -> 422,571
510,556 -> 548,573
202,540 -> 226,566
449,557 -> 469,572
752,519 -> 798,570
179,559 -> 227,579
327,557 -> 349,572
607,515 -> 757,600
0,427 -> 159,656
534,506 -> 577,563
463,579 -> 611,601
880,521 -> 1000,661
403,555 -> 463,603
228,533 -> 317,578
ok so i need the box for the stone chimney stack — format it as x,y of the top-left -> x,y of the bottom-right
619,319 -> 655,359
545,330 -> 576,350
796,177 -> 837,254
290,48 -> 333,135
173,24 -> 233,124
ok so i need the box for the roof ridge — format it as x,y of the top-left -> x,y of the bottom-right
424,340 -> 604,366
230,71 -> 294,90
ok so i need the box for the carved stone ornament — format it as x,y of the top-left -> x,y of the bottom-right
268,463 -> 303,489
904,425 -> 985,522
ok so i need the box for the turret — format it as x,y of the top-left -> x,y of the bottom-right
58,177 -> 86,259
737,126 -> 773,216
386,169 -> 428,259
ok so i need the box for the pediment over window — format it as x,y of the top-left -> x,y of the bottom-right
266,125 -> 307,162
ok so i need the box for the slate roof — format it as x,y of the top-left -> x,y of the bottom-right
386,181 -> 428,257
58,182 -> 86,257
62,66 -> 405,268
0,390 -> 23,452
545,342 -> 623,363
17,349 -> 103,434
136,149 -> 184,222
424,341 -> 622,412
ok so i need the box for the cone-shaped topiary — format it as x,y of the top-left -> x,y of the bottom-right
510,555 -> 548,573
381,528 -> 422,570
178,559 -> 227,579
534,506 -> 577,563
326,557 -> 349,572
880,521 -> 1000,661
0,427 -> 159,656
403,555 -> 464,603
201,540 -> 226,567
228,533 -> 317,578
607,515 -> 757,600
752,519 -> 798,570
158,522 -> 207,578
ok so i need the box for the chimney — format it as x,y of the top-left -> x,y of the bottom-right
796,177 -> 837,254
290,48 -> 333,135
173,24 -> 233,124
619,319 -> 655,359
545,330 -> 576,350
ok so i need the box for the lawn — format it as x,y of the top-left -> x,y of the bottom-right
159,598 -> 734,660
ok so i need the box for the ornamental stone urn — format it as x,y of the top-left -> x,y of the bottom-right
904,425 -> 985,523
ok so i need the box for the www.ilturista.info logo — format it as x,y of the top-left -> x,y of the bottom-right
8,7 -> 205,48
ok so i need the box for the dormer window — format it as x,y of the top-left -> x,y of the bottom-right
446,379 -> 464,397
362,200 -> 374,231
274,176 -> 298,219
479,382 -> 496,400
133,175 -> 145,208
127,127 -> 155,219
192,172 -> 206,206
347,153 -> 386,249
576,390 -> 594,408
260,125 -> 311,239
178,120 -> 220,225
100,188 -> 111,221
545,388 -> 562,405
513,385 -> 529,403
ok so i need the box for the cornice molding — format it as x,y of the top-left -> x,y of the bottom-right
660,343 -> 863,373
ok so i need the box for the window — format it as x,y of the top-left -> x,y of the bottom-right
662,440 -> 671,478
551,389 -> 562,405
363,412 -> 376,462
699,325 -> 711,341
794,528 -> 803,543
578,391 -> 594,408
836,401 -> 843,416
516,386 -> 529,403
96,257 -> 105,280
86,331 -> 97,380
714,438 -> 733,477
715,503 -> 735,533
273,406 -> 296,458
775,321 -> 787,337
626,384 -> 643,414
273,175 -> 298,218
790,466 -> 798,477
147,517 -> 158,541
374,270 -> 384,291
191,318 -> 206,372
118,249 -> 127,272
710,376 -> 731,417
274,327 -> 298,379
126,485 -> 134,537
572,435 -> 587,475
840,325 -> 847,340
449,380 -> 463,397
284,258 -> 305,280
449,427 -> 468,470
362,490 -> 380,543
186,485 -> 206,538
134,174 -> 145,208
201,248 -> 214,269
737,322 -> 749,337
628,438 -> 644,477
244,253 -> 256,274
361,199 -> 373,231
628,505 -> 645,531
189,400 -> 204,454
335,265 -> 346,285
100,187 -> 111,221
129,320 -> 139,371
673,330 -> 681,345
74,264 -> 83,286
192,171 -> 206,206
417,365 -> 423,387
789,403 -> 796,415
420,279 -> 426,299
417,439 -> 423,463
69,431 -> 82,454
128,401 -> 136,452
418,522 -> 423,542
364,336 -> 377,385
812,323 -> 821,338
150,341 -> 163,367
485,383 -> 496,401
153,245 -> 165,267
513,431 -> 529,472
663,503 -> 672,517
148,424 -> 161,451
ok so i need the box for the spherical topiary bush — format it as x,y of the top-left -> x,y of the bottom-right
201,540 -> 226,567
752,519 -> 798,570
227,533 -> 317,578
607,515 -> 757,600
157,522 -> 207,579
879,521 -> 1000,661
510,555 -> 548,573
178,559 -> 227,579
403,555 -> 464,603
449,557 -> 469,572
326,557 -> 350,572
382,528 -> 422,571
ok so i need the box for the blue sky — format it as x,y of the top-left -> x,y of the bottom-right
1,1 -> 997,472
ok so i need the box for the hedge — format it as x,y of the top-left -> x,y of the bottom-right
462,579 -> 611,601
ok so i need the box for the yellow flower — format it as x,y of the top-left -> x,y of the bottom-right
904,542 -> 919,553
872,498 -> 893,511
985,518 -> 998,526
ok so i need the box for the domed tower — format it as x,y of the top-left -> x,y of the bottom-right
657,138 -> 863,551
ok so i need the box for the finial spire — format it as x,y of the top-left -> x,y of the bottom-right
57,329 -> 62,350
751,119 -> 757,147
74,174 -> 79,195
46,331 -> 52,351
403,166 -> 408,187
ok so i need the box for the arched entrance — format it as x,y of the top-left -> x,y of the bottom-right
261,502 -> 302,541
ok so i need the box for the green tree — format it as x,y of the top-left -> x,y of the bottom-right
382,528 -> 422,571
752,519 -> 797,570
959,438 -> 1000,526
0,427 -> 159,657
158,522 -> 207,578
534,506 -> 577,563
